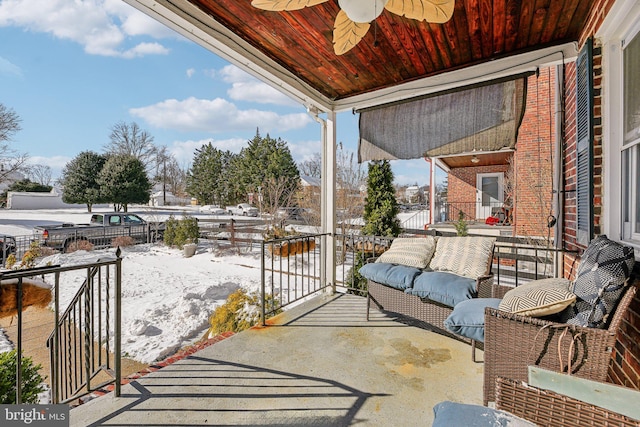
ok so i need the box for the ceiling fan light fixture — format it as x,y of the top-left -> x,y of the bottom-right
338,0 -> 388,23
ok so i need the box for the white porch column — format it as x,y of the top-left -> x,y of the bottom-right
428,158 -> 435,225
321,111 -> 337,294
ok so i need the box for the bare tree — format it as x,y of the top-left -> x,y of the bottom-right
0,103 -> 28,184
25,164 -> 52,186
105,121 -> 157,168
262,176 -> 299,230
335,143 -> 366,235
298,153 -> 321,178
296,143 -> 365,233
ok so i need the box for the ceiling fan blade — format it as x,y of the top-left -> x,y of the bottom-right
251,0 -> 328,11
385,0 -> 455,23
333,10 -> 370,55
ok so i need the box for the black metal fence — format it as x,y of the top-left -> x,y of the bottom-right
432,200 -> 510,224
1,254 -> 122,404
260,234 -> 327,321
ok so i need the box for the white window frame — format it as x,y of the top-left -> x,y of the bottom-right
600,0 -> 640,257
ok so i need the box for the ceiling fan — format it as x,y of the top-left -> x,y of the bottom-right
251,0 -> 455,55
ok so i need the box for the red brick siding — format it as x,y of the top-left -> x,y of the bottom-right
564,0 -> 640,390
513,69 -> 556,238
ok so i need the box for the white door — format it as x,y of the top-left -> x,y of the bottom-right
476,173 -> 504,219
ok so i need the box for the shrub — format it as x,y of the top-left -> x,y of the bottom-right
206,289 -> 280,338
164,215 -> 199,249
5,253 -> 16,269
454,210 -> 468,236
0,350 -> 45,404
111,236 -> 135,248
346,251 -> 368,297
65,239 -> 94,253
163,215 -> 178,246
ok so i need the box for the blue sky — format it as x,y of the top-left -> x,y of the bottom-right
0,0 -> 430,186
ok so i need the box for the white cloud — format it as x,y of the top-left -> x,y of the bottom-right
286,139 -> 321,163
0,56 -> 22,77
129,97 -> 313,133
219,65 -> 299,107
121,42 -> 169,59
26,155 -> 72,181
186,68 -> 195,78
103,0 -> 175,39
391,159 -> 430,186
0,0 -> 172,58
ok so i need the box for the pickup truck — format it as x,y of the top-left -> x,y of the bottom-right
33,213 -> 165,252
226,203 -> 259,217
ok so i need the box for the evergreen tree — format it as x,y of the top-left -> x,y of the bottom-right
60,151 -> 107,212
186,143 -> 235,206
4,179 -> 51,194
98,154 -> 151,212
348,160 -> 401,296
361,160 -> 401,237
234,129 -> 300,207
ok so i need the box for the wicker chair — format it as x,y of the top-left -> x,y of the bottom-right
495,376 -> 640,427
483,283 -> 637,405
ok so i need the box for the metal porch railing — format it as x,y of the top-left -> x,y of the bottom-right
1,253 -> 122,404
46,251 -> 122,404
261,234 -> 327,322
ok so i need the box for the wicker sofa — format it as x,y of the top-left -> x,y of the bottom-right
483,235 -> 636,405
361,235 -> 496,341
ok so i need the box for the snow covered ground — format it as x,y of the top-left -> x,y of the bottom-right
0,206 -> 265,364
0,206 -> 428,364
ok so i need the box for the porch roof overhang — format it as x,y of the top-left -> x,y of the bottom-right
124,0 -> 595,113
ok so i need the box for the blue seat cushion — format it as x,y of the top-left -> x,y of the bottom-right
433,401 -> 536,427
358,262 -> 422,290
405,271 -> 477,307
444,298 -> 502,342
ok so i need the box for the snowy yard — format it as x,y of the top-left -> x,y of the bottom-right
0,206 -> 266,363
0,206 -> 425,364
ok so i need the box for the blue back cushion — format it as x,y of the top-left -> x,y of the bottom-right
358,262 -> 422,290
560,235 -> 635,328
405,271 -> 476,307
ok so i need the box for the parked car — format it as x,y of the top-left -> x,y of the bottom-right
227,203 -> 259,217
33,213 -> 165,252
199,205 -> 226,215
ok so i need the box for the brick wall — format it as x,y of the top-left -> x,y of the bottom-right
563,0 -> 640,390
513,69 -> 555,238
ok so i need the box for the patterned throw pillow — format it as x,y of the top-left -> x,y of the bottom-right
375,236 -> 437,269
429,236 -> 495,279
498,278 -> 576,317
560,235 -> 635,328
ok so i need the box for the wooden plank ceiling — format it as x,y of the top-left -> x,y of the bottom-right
190,0 -> 596,101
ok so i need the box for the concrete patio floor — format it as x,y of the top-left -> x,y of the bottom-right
70,292 -> 484,426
